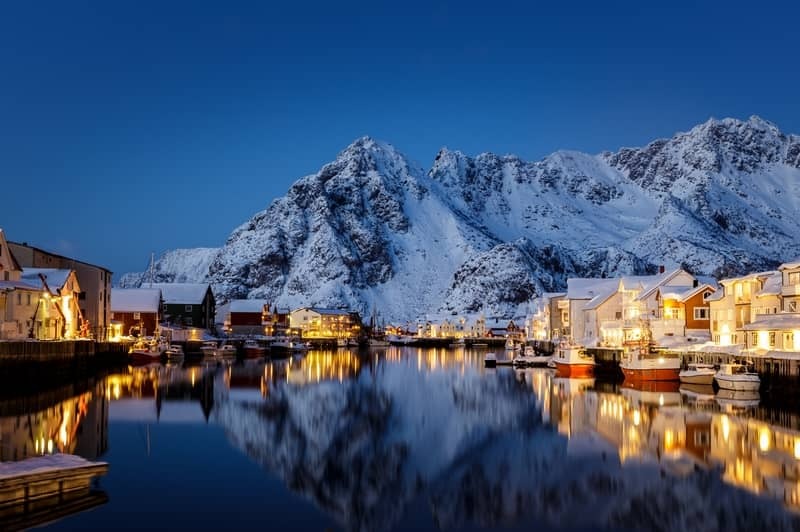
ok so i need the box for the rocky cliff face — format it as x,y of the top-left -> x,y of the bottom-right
121,116 -> 800,320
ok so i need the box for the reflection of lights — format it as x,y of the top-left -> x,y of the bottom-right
795,439 -> 800,460
658,394 -> 664,406
721,415 -> 730,442
633,410 -> 641,426
664,429 -> 674,450
47,439 -> 53,454
759,427 -> 771,452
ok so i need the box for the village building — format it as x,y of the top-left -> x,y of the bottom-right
8,241 -> 112,340
780,259 -> 800,313
0,229 -> 49,340
651,282 -> 717,340
288,308 -> 359,339
709,271 -> 778,347
110,288 -> 162,338
528,292 -> 567,342
738,259 -> 800,353
20,268 -> 84,339
217,299 -> 270,336
142,283 -> 215,329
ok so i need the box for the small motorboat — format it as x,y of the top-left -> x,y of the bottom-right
679,363 -> 716,385
165,344 -> 184,361
513,346 -> 550,367
243,339 -> 266,358
129,338 -> 166,364
484,352 -> 497,368
715,363 -> 760,392
200,341 -> 218,359
553,341 -> 594,377
218,344 -> 237,358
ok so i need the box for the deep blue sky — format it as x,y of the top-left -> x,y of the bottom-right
1,0 -> 798,278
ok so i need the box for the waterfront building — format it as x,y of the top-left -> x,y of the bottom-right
780,259 -> 800,313
709,271 -> 778,347
528,292 -> 567,341
21,268 -> 84,339
288,307 -> 359,339
141,282 -> 215,329
8,241 -> 112,340
110,288 -> 162,338
217,299 -> 270,336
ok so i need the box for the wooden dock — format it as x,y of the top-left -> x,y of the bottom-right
0,454 -> 108,531
0,340 -> 128,366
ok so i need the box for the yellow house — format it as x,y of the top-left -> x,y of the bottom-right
780,259 -> 800,313
288,307 -> 358,338
709,271 -> 777,347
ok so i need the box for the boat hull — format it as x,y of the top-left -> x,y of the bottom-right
679,372 -> 715,385
243,348 -> 266,358
715,376 -> 760,392
621,366 -> 680,381
129,351 -> 162,365
555,362 -> 593,378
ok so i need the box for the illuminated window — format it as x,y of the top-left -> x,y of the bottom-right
693,307 -> 709,320
133,312 -> 141,320
750,332 -> 757,345
769,332 -> 776,347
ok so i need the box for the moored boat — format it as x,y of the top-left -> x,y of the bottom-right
679,363 -> 716,385
715,363 -> 760,392
553,342 -> 594,378
243,339 -> 266,358
200,341 -> 218,359
620,345 -> 681,382
165,344 -> 184,361
218,344 -> 237,358
484,352 -> 497,368
514,346 -> 550,367
129,338 -> 166,364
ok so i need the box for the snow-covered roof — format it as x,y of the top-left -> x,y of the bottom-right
20,268 -> 73,294
111,288 -> 161,313
779,258 -> 800,270
634,269 -> 690,301
0,280 -> 41,291
229,299 -> 269,313
755,272 -> 783,297
293,307 -> 352,316
583,287 -> 618,310
742,313 -> 800,331
542,292 -> 567,299
695,275 -> 719,289
142,282 -> 211,304
660,284 -> 716,303
719,270 -> 777,285
566,278 -> 618,300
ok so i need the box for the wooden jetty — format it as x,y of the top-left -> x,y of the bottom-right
0,454 -> 108,531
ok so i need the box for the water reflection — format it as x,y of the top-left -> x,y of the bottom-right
213,348 -> 800,531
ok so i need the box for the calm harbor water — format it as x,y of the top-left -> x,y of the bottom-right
5,347 -> 800,531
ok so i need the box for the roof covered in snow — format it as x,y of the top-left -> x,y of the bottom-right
229,299 -> 269,313
755,272 -> 783,297
0,280 -> 41,291
719,270 -> 777,285
142,282 -> 211,304
742,313 -> 800,331
779,258 -> 800,270
659,284 -> 716,303
292,307 -> 352,316
566,278 -> 619,300
20,268 -> 73,294
111,288 -> 161,313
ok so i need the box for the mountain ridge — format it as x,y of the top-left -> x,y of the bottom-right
119,116 -> 800,321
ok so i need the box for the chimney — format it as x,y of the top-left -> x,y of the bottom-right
659,265 -> 665,274
693,279 -> 699,288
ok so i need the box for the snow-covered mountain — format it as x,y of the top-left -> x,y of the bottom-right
118,247 -> 219,288
121,116 -> 800,320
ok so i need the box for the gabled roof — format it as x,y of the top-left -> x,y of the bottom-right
229,299 -> 269,313
0,280 -> 41,291
7,240 -> 112,273
111,288 -> 161,313
659,284 -> 716,303
583,287 -> 618,310
20,268 -> 74,295
566,278 -> 619,300
635,268 -> 691,301
779,258 -> 800,270
0,229 -> 23,272
719,270 -> 777,286
742,313 -> 800,331
755,272 -> 783,298
142,283 -> 211,304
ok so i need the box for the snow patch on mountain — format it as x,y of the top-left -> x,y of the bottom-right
117,247 -> 219,287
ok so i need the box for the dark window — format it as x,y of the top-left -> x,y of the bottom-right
185,305 -> 192,312
78,291 -> 86,300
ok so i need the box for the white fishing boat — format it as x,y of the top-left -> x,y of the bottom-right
679,363 -> 716,385
553,341 -> 594,377
218,344 -> 237,358
514,345 -> 550,367
129,338 -> 165,364
165,344 -> 184,360
200,341 -> 218,358
715,363 -> 760,392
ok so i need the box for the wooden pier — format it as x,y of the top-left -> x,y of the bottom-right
0,455 -> 108,531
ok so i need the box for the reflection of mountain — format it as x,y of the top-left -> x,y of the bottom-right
214,361 -> 800,531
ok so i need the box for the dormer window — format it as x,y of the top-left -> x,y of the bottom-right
703,291 -> 712,299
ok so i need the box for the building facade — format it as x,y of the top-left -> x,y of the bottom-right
143,283 -> 215,329
8,241 -> 112,340
288,308 -> 359,338
110,288 -> 162,337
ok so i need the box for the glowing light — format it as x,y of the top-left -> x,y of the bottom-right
664,429 -> 674,450
658,394 -> 664,406
633,410 -> 641,426
794,439 -> 800,460
721,415 -> 730,442
759,427 -> 771,452
757,331 -> 770,350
